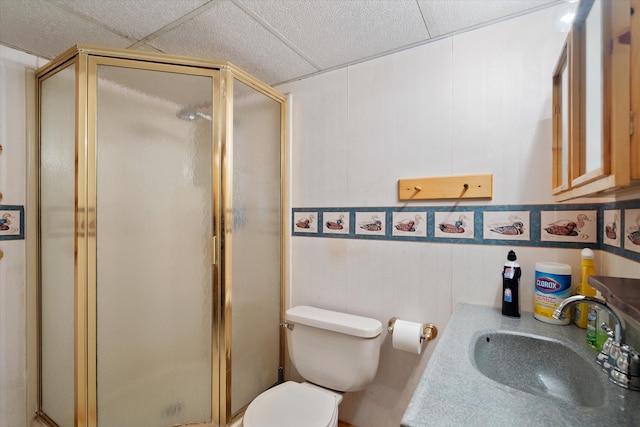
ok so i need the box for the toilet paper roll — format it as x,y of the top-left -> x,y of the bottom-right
392,320 -> 423,354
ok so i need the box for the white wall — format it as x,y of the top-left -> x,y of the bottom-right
278,4 -> 640,427
0,45 -> 45,427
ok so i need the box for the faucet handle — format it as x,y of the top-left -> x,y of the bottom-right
597,339 -> 640,390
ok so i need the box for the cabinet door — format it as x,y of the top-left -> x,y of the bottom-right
572,0 -> 608,187
553,0 -> 632,201
552,37 -> 572,194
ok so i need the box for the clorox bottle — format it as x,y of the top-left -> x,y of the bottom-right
534,261 -> 572,324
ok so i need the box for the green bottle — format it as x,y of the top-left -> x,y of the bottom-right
586,291 -> 611,351
595,308 -> 610,349
586,304 -> 598,349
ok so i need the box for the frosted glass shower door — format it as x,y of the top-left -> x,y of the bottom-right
229,80 -> 282,414
40,62 -> 76,427
94,63 -> 214,427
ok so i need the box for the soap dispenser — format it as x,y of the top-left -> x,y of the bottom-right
586,290 -> 611,351
502,250 -> 521,318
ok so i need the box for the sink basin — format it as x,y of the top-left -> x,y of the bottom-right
471,331 -> 605,408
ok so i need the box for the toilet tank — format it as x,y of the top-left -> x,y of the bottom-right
285,306 -> 383,392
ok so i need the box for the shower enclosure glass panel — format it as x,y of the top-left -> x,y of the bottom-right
95,65 -> 213,426
230,80 -> 282,414
40,63 -> 76,427
36,46 -> 287,427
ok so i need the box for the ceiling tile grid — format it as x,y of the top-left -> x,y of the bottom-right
149,0 -> 318,85
417,0 -> 560,37
0,0 -> 133,58
47,0 -> 211,40
0,0 -> 567,85
237,0 -> 431,70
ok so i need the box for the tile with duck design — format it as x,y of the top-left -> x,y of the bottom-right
434,211 -> 474,239
392,212 -> 427,237
603,209 -> 621,248
623,208 -> 640,253
355,212 -> 385,236
540,210 -> 597,243
323,211 -> 350,235
293,211 -> 318,233
483,211 -> 530,241
0,205 -> 25,240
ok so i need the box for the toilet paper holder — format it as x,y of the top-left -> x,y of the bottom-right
387,317 -> 438,343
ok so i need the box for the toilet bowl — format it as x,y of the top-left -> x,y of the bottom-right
242,306 -> 382,427
243,381 -> 341,427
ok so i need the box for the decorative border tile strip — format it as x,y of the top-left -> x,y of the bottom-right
292,200 -> 640,262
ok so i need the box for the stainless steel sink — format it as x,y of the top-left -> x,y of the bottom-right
471,331 -> 605,408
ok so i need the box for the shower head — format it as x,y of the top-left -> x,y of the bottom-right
176,107 -> 212,122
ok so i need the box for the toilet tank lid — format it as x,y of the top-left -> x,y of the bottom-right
286,306 -> 382,338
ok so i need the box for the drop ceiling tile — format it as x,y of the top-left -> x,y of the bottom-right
238,0 -> 430,69
417,0 -> 559,38
0,0 -> 133,59
150,1 -> 318,85
1,0 -> 568,87
47,0 -> 210,40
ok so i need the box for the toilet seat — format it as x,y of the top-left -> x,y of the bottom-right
243,381 -> 338,427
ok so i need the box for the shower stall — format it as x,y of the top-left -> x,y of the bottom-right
35,45 -> 286,427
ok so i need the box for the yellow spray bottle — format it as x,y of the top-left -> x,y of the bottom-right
574,248 -> 596,328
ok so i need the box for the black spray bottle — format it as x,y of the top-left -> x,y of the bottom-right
501,250 -> 521,317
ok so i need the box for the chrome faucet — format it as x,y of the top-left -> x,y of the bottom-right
553,295 -> 623,344
553,295 -> 639,391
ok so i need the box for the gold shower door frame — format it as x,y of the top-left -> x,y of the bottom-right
34,45 -> 287,427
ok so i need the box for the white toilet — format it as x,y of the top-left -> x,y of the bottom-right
243,305 -> 383,427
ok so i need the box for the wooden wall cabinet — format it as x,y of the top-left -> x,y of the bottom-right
552,0 -> 639,201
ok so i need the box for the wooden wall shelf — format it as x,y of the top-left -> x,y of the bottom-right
398,173 -> 493,201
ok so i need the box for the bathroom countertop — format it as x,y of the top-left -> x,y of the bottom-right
401,303 -> 640,427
